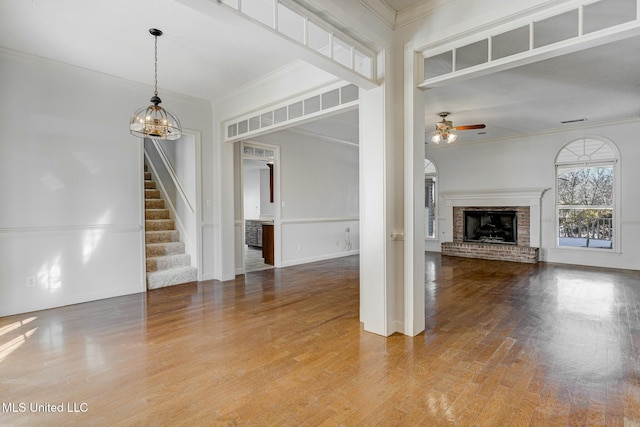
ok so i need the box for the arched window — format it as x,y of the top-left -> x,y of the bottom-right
425,159 -> 437,239
555,138 -> 618,250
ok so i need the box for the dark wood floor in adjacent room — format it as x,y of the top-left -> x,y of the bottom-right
1,253 -> 639,426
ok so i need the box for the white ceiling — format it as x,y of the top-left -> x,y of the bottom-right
424,35 -> 640,144
293,109 -> 359,144
0,0 -> 301,102
1,0 -> 639,147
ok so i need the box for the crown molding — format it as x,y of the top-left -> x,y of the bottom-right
395,0 -> 458,28
358,0 -> 397,28
358,0 -> 458,30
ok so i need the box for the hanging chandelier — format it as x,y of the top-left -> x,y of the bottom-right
129,28 -> 182,141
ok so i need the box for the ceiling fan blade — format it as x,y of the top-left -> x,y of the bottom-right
455,124 -> 486,131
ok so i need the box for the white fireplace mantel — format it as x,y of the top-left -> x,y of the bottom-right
440,188 -> 550,247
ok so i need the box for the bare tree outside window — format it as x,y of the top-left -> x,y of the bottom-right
558,167 -> 613,206
556,138 -> 617,249
558,167 -> 613,247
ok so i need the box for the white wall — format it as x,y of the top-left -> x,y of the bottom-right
387,0 -> 640,274
426,120 -> 640,270
242,168 -> 261,220
241,163 -> 274,220
171,135 -> 198,265
211,63 -> 338,281
259,169 -> 275,218
0,51 -> 212,316
250,129 -> 360,267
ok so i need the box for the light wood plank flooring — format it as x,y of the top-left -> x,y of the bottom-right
1,253 -> 639,425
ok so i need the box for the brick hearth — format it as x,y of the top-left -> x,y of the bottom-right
442,206 -> 539,263
441,241 -> 539,263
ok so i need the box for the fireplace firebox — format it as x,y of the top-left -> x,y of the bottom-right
463,210 -> 517,245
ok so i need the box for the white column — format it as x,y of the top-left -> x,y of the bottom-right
213,131 -> 237,281
403,46 -> 426,336
359,45 -> 426,337
359,82 -> 397,336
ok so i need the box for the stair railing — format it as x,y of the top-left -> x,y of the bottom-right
146,138 -> 195,215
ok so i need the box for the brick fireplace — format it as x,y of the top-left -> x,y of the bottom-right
440,188 -> 549,263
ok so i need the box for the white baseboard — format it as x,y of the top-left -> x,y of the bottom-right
280,250 -> 359,268
1,284 -> 142,318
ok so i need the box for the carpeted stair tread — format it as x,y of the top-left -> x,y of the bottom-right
145,219 -> 175,231
146,241 -> 185,257
144,181 -> 156,189
145,209 -> 170,220
145,230 -> 179,243
145,189 -> 160,199
145,199 -> 165,209
147,266 -> 197,290
146,253 -> 191,272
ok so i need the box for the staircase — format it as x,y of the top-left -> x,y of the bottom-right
144,164 -> 197,289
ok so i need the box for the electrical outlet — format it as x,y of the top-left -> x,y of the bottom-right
26,276 -> 36,288
336,240 -> 340,246
297,243 -> 301,251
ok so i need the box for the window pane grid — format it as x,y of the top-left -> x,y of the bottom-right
558,208 -> 613,248
219,0 -> 375,81
557,205 -> 612,209
555,138 -> 616,250
424,159 -> 437,240
223,84 -> 358,142
421,0 -> 640,86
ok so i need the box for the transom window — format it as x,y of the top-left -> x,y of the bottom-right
425,159 -> 437,239
555,138 -> 618,250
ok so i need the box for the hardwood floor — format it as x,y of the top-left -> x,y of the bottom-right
244,245 -> 273,272
1,253 -> 639,426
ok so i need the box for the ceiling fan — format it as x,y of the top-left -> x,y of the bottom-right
430,112 -> 485,144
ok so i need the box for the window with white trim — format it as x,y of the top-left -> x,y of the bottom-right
425,159 -> 437,239
555,138 -> 618,249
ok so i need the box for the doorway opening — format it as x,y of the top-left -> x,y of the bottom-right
241,142 -> 280,273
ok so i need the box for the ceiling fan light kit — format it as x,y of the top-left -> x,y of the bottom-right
431,130 -> 457,144
430,112 -> 484,144
129,28 -> 182,141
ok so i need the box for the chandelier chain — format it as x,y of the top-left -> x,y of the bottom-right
153,34 -> 158,97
